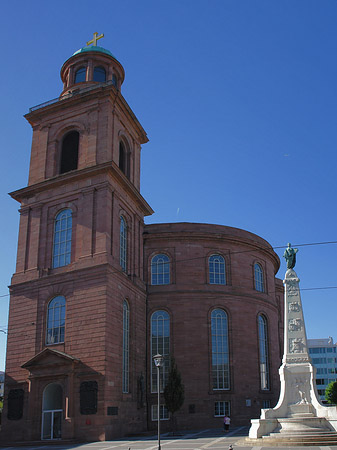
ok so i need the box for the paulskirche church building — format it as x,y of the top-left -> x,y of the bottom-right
2,36 -> 284,442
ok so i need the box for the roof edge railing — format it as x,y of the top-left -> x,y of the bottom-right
28,80 -> 115,113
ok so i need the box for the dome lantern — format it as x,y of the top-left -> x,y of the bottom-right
60,32 -> 125,96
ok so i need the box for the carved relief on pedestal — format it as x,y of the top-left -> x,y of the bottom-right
290,377 -> 310,405
288,318 -> 302,332
289,337 -> 305,353
286,356 -> 311,363
286,279 -> 299,297
289,302 -> 301,313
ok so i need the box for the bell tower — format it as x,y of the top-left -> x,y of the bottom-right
3,36 -> 153,442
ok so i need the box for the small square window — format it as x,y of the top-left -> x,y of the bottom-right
151,404 -> 169,421
214,401 -> 230,417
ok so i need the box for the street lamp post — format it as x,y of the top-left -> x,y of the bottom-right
153,353 -> 164,450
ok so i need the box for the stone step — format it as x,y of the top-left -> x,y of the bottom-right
267,434 -> 337,441
258,440 -> 337,447
269,430 -> 335,436
263,434 -> 337,443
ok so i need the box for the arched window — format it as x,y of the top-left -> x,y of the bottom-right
254,263 -> 264,292
93,66 -> 106,82
151,254 -> 170,285
46,296 -> 66,345
112,74 -> 117,87
74,67 -> 86,83
60,131 -> 79,174
151,310 -> 170,392
209,254 -> 226,285
258,314 -> 270,390
211,309 -> 230,390
120,216 -> 127,272
119,141 -> 130,178
122,300 -> 129,393
52,209 -> 72,268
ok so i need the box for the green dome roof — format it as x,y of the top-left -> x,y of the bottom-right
73,46 -> 116,58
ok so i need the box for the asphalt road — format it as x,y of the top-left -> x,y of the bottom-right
1,427 -> 337,450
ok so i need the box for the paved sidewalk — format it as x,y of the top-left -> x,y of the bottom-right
2,427 -> 337,450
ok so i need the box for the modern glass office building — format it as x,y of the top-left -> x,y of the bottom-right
308,337 -> 337,403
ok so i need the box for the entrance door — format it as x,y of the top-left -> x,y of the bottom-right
42,409 -> 62,439
41,383 -> 63,440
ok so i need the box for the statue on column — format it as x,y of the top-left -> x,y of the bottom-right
283,243 -> 298,269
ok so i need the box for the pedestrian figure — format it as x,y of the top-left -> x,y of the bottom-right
224,415 -> 230,432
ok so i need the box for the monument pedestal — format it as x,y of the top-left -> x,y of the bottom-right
248,268 -> 337,444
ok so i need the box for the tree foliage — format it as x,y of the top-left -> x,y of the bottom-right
164,357 -> 184,429
325,381 -> 337,405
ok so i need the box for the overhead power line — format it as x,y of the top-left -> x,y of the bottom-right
0,239 -> 336,300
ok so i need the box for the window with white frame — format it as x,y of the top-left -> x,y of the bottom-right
254,263 -> 264,292
122,300 -> 129,393
46,296 -> 66,345
151,310 -> 170,392
52,209 -> 72,268
209,254 -> 226,285
211,309 -> 230,390
258,314 -> 270,390
151,404 -> 169,421
120,216 -> 127,272
151,254 -> 170,285
214,401 -> 230,417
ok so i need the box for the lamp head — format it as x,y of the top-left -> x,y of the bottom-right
153,353 -> 164,367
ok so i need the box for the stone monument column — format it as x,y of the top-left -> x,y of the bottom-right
249,245 -> 337,440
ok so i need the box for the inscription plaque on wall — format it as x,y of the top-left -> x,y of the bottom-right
7,388 -> 24,420
80,381 -> 98,415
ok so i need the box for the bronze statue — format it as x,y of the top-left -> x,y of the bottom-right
283,243 -> 298,269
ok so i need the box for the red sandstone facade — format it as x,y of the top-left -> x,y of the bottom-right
1,44 -> 284,443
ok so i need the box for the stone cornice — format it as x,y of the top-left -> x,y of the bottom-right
9,161 -> 153,216
144,226 -> 280,272
24,83 -> 148,144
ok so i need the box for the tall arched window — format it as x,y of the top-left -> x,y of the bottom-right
53,209 -> 72,268
151,310 -> 170,392
151,254 -> 170,285
258,314 -> 270,390
112,74 -> 117,87
211,309 -> 230,390
209,254 -> 226,285
120,216 -> 127,272
74,67 -> 86,83
119,141 -> 130,178
254,263 -> 264,292
60,131 -> 79,174
46,296 -> 66,345
122,300 -> 130,393
93,66 -> 106,82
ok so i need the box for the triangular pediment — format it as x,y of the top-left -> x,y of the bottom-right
22,348 -> 79,369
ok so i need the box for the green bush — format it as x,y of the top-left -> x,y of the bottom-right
325,381 -> 337,405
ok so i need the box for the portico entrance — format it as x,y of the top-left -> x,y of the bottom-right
41,383 -> 63,440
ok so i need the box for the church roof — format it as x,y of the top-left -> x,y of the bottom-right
73,45 -> 115,58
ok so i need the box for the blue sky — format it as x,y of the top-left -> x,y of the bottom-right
0,0 -> 337,371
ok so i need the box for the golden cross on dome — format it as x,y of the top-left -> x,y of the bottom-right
87,32 -> 104,47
